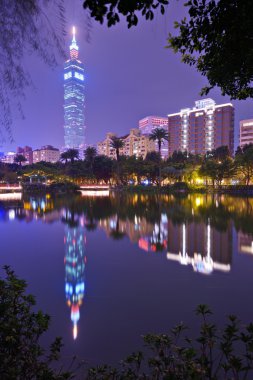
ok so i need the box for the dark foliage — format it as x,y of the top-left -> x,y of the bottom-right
82,0 -> 169,28
168,0 -> 253,99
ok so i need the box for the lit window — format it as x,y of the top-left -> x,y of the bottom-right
74,72 -> 84,81
64,71 -> 72,80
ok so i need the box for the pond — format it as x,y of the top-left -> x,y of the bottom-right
1,191 -> 253,367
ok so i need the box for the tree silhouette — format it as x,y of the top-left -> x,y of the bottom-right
149,128 -> 168,187
0,0 -> 65,141
110,137 -> 124,162
14,154 -> 27,166
60,149 -> 79,164
84,146 -> 97,175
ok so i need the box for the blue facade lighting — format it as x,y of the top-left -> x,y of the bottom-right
63,27 -> 85,149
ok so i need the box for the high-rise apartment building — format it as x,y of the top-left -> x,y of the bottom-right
1,152 -> 16,164
239,119 -> 253,147
97,129 -> 155,159
33,145 -> 60,163
168,99 -> 234,156
63,27 -> 85,150
139,116 -> 168,159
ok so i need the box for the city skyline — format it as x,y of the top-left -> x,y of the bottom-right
1,2 -> 252,153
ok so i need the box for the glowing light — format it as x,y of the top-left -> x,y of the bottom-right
81,190 -> 109,197
73,324 -> 78,340
196,177 -> 204,185
195,197 -> 202,207
64,71 -> 72,80
0,193 -> 22,201
69,26 -> 79,52
8,209 -> 15,220
74,72 -> 84,81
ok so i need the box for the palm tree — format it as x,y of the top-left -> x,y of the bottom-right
14,154 -> 27,166
60,149 -> 79,164
110,136 -> 125,185
84,146 -> 97,175
149,128 -> 168,157
60,151 -> 69,164
149,128 -> 169,187
110,136 -> 124,162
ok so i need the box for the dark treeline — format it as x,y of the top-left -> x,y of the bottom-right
1,144 -> 253,187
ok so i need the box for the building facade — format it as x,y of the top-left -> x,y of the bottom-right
63,27 -> 85,150
97,129 -> 155,159
139,116 -> 168,159
33,145 -> 60,163
168,99 -> 234,156
17,146 -> 33,165
1,152 -> 16,164
239,119 -> 253,147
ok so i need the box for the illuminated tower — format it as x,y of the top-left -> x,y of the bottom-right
64,222 -> 86,340
63,27 -> 85,149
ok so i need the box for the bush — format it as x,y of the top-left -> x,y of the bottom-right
0,266 -> 75,379
172,181 -> 190,192
2,268 -> 253,379
88,305 -> 253,379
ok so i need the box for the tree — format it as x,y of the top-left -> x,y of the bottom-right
14,154 -> 27,166
145,151 -> 160,163
60,151 -> 69,164
235,144 -> 253,185
84,146 -> 97,175
200,157 -> 234,187
0,1 -> 65,141
93,155 -> 113,184
207,145 -> 231,161
110,136 -> 124,162
149,128 -> 168,156
110,136 -> 125,185
3,171 -> 18,184
168,0 -> 253,99
84,0 -> 253,100
0,266 -> 74,379
169,150 -> 188,165
82,0 -> 169,28
149,128 -> 168,187
87,305 -> 253,379
60,149 -> 79,164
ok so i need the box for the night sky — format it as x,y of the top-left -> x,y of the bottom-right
3,1 -> 252,152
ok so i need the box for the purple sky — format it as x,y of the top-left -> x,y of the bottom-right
2,1 -> 252,152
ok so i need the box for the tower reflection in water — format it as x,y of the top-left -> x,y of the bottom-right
64,215 -> 87,340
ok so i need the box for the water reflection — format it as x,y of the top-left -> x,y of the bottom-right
167,220 -> 231,274
2,193 -> 253,339
238,231 -> 253,255
64,222 -> 86,340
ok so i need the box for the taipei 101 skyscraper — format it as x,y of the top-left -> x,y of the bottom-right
63,27 -> 85,150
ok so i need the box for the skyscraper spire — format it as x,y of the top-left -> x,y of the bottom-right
72,26 -> 76,42
70,25 -> 79,59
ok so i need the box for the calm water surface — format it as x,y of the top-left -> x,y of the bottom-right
1,192 -> 253,365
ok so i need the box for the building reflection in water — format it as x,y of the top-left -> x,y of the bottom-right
238,231 -> 253,255
167,220 -> 232,274
64,217 -> 87,340
100,213 -> 168,253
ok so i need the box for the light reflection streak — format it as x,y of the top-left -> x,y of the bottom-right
0,193 -> 22,201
